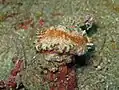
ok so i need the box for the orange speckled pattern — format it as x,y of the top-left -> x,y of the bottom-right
40,29 -> 88,46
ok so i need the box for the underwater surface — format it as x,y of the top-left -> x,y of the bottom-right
0,0 -> 119,90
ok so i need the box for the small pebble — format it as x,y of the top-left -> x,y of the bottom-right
96,65 -> 102,70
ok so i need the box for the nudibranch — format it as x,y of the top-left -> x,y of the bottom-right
35,25 -> 93,72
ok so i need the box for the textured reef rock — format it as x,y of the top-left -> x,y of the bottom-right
0,58 -> 24,90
